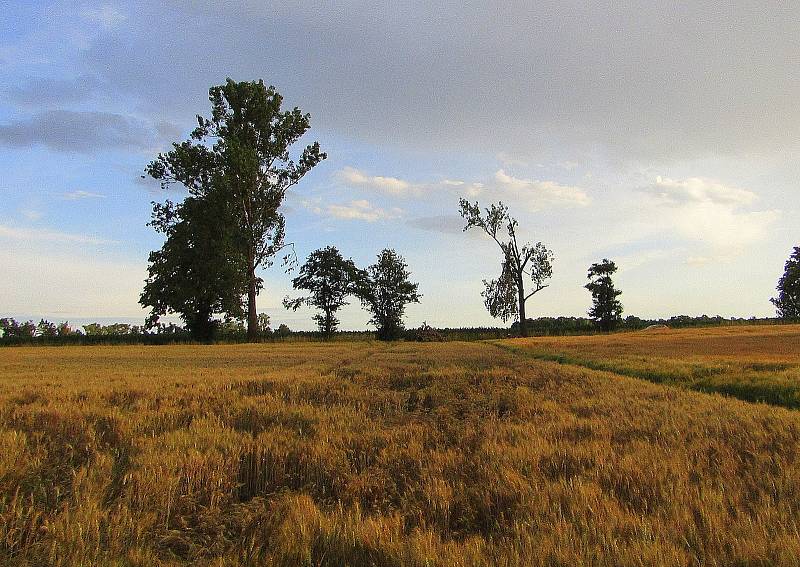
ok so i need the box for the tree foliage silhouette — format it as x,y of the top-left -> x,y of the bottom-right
140,193 -> 246,339
585,259 -> 623,332
458,199 -> 553,337
284,246 -> 362,338
359,249 -> 421,340
146,79 -> 326,340
772,246 -> 800,319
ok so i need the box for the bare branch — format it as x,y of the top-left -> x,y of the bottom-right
524,284 -> 549,302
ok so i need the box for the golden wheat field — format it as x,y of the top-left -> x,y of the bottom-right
499,324 -> 800,409
3,326 -> 800,566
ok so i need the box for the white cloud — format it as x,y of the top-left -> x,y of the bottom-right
0,224 -> 115,245
20,209 -> 43,221
305,199 -> 402,223
336,167 -> 487,199
672,202 -> 779,255
645,176 -> 757,206
336,167 -> 416,196
468,185 -> 483,196
492,169 -> 591,209
335,166 -> 584,208
638,176 -> 780,262
63,190 -> 105,200
82,4 -> 126,29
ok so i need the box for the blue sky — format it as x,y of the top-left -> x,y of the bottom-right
1,1 -> 797,330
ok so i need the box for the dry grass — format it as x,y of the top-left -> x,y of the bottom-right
2,333 -> 800,565
499,324 -> 800,408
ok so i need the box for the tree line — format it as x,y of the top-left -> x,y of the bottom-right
138,78 -> 799,340
0,320 -> 150,338
3,314 -> 794,344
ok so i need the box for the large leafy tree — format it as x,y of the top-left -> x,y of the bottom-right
146,79 -> 326,340
772,246 -> 800,319
283,246 -> 362,338
458,199 -> 553,337
585,259 -> 623,331
359,249 -> 421,341
140,193 -> 246,339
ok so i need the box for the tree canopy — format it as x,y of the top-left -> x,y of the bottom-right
585,259 -> 623,332
146,79 -> 326,340
458,199 -> 553,337
772,246 -> 800,319
358,249 -> 421,341
0,318 -> 36,338
284,246 -> 363,338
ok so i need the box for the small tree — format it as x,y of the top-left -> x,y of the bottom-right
11,320 -> 37,338
283,246 -> 362,338
105,323 -> 132,335
585,259 -> 623,331
146,79 -> 326,340
36,319 -> 57,337
772,246 -> 800,319
83,323 -> 102,336
219,317 -> 246,336
359,249 -> 421,340
257,313 -> 272,335
458,199 -> 553,337
56,322 -> 77,336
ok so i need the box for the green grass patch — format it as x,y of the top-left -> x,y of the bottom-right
493,341 -> 800,409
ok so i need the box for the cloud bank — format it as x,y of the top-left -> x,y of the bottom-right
0,110 -> 175,154
57,1 -> 800,162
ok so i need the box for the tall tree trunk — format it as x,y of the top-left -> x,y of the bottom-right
517,279 -> 528,337
246,256 -> 258,341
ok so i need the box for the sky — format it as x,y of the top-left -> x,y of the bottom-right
1,1 -> 798,330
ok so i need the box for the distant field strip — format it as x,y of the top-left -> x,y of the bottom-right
495,324 -> 800,409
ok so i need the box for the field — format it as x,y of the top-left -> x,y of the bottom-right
498,324 -> 800,408
2,326 -> 800,565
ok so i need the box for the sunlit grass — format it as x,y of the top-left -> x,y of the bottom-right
499,324 -> 800,407
1,333 -> 800,564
